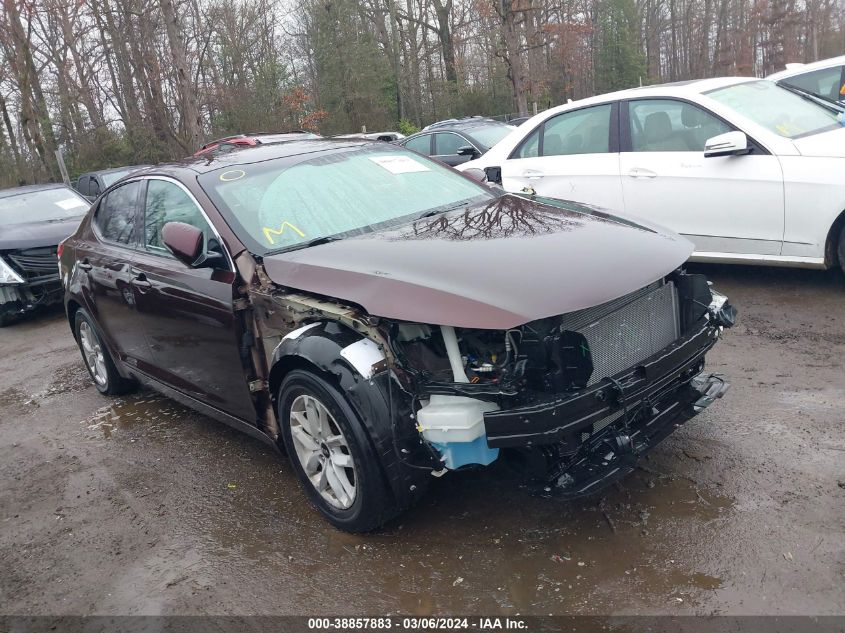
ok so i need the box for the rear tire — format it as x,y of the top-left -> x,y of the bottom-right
278,369 -> 398,532
74,309 -> 135,395
0,311 -> 18,327
838,226 -> 845,275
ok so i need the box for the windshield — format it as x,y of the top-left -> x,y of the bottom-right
199,144 -> 495,255
706,80 -> 844,138
466,124 -> 514,150
0,187 -> 89,226
101,169 -> 136,187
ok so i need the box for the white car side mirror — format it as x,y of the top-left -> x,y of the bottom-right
704,131 -> 749,158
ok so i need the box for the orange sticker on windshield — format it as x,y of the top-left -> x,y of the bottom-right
262,222 -> 305,245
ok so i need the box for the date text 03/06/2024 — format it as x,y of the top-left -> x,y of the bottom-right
307,617 -> 528,630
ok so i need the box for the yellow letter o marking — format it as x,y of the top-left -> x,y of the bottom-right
219,169 -> 246,182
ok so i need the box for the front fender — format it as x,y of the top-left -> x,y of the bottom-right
269,320 -> 430,507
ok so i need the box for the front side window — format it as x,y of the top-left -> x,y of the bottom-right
780,66 -> 844,103
403,135 -> 432,155
144,179 -> 211,252
629,99 -> 731,152
435,133 -> 467,155
706,80 -> 843,139
94,181 -> 140,245
199,145 -> 494,255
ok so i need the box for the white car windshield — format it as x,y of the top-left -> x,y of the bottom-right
706,80 -> 844,139
199,144 -> 494,255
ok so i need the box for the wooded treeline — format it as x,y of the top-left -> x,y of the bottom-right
1,0 -> 843,186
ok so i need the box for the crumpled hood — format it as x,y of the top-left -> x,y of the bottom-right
792,125 -> 845,157
0,217 -> 84,251
262,194 -> 693,329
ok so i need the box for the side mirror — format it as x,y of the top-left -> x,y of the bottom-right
704,131 -> 749,158
463,168 -> 487,183
162,221 -> 222,268
456,145 -> 480,158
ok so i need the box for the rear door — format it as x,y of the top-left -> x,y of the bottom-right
401,134 -> 434,157
619,98 -> 785,255
128,177 -> 256,419
499,102 -> 625,212
82,180 -> 153,367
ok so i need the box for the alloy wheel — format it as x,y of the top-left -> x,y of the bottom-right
288,393 -> 357,509
79,321 -> 107,387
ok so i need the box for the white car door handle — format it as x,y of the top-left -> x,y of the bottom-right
627,167 -> 658,179
522,169 -> 545,179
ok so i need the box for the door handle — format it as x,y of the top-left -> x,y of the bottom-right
627,167 -> 658,179
522,169 -> 545,179
78,259 -> 92,272
131,272 -> 152,290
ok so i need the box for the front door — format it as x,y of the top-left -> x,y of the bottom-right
619,98 -> 785,255
499,102 -> 625,213
433,132 -> 474,166
129,177 -> 257,420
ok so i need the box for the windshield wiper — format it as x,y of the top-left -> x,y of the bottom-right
272,235 -> 341,254
780,83 -> 845,114
415,200 -> 472,221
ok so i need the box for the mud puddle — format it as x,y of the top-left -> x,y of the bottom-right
164,435 -> 735,614
83,390 -> 192,439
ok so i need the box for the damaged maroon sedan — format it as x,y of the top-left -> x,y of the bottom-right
59,140 -> 735,531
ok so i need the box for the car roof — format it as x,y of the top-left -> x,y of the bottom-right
0,183 -> 71,199
526,77 -> 761,119
585,76 -> 756,102
767,55 -> 845,80
139,138 -> 374,177
422,118 -> 511,132
81,165 -> 150,177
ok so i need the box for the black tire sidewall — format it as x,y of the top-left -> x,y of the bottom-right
278,369 -> 393,532
838,226 -> 845,275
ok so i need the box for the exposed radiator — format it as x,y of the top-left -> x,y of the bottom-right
560,281 -> 680,385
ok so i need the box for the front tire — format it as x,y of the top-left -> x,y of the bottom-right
278,369 -> 397,532
74,309 -> 135,395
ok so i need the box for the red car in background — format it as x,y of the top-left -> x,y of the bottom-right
194,131 -> 321,157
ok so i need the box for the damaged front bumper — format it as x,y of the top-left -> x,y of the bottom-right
0,278 -> 63,320
482,317 -> 729,498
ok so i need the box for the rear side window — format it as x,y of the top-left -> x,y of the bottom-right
513,104 -> 611,158
144,179 -> 212,252
94,181 -> 140,245
403,134 -> 432,155
781,66 -> 844,103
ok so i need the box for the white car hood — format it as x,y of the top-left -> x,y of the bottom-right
792,125 -> 845,157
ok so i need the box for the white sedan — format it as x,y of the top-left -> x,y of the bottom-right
459,77 -> 845,273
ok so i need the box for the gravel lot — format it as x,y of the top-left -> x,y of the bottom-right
0,264 -> 843,616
